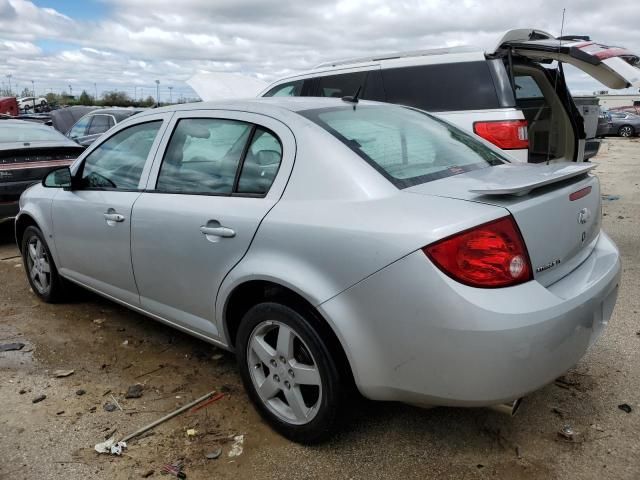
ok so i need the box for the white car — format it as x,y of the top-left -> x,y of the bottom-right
17,97 -> 48,112
260,28 -> 640,164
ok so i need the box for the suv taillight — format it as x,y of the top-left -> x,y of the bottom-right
423,216 -> 532,288
473,120 -> 528,150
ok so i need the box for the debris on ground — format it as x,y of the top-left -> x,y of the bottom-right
110,395 -> 123,411
125,383 -> 144,399
76,389 -> 86,396
228,434 -> 244,457
19,388 -> 26,395
558,425 -> 577,442
0,342 -> 25,352
551,407 -> 565,418
141,469 -> 154,478
162,461 -> 187,478
93,318 -> 105,325
189,392 -> 224,414
618,403 -> 632,413
212,353 -> 224,361
206,448 -> 222,460
95,390 -> 217,456
32,394 -> 46,404
53,369 -> 74,378
122,340 -> 129,346
186,428 -> 197,437
104,402 -> 117,412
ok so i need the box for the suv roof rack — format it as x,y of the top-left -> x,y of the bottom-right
313,45 -> 480,69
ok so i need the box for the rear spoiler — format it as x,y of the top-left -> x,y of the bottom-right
469,163 -> 596,196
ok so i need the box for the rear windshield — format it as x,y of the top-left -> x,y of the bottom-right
0,123 -> 67,143
300,105 -> 506,188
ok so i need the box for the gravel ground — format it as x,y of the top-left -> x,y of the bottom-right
0,138 -> 639,479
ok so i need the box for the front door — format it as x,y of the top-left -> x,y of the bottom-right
131,111 -> 293,338
52,118 -> 166,304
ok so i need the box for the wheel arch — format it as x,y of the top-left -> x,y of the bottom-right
222,279 -> 356,389
15,213 -> 39,253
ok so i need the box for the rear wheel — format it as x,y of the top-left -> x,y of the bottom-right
21,226 -> 67,303
236,302 -> 343,443
618,125 -> 635,137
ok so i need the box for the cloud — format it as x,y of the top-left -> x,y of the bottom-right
0,0 -> 638,99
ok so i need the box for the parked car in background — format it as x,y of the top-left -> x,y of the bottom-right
51,106 -> 99,134
16,98 -> 620,442
0,97 -> 19,116
0,119 -> 83,221
260,28 -> 640,163
66,108 -> 143,147
597,111 -> 640,137
17,97 -> 48,112
610,104 -> 640,115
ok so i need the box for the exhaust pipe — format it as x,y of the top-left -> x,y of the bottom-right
488,398 -> 523,417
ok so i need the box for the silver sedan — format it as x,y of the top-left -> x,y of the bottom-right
15,98 -> 621,443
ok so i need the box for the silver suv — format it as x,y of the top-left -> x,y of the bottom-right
261,28 -> 640,163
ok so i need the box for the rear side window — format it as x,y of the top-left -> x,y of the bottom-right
514,75 -> 544,99
381,62 -> 501,112
300,105 -> 505,188
316,72 -> 367,98
87,115 -> 114,135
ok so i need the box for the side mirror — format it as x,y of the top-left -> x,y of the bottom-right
43,167 -> 72,188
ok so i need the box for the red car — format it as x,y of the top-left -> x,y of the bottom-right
0,97 -> 19,117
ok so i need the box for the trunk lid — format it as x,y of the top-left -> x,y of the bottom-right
407,163 -> 601,287
494,29 -> 640,89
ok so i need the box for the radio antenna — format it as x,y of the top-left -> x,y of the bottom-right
547,8 -> 566,165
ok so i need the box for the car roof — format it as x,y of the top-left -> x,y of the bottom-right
133,97 -> 385,120
90,108 -> 143,118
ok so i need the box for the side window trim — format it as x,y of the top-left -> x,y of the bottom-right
74,119 -> 166,192
232,124 -> 257,193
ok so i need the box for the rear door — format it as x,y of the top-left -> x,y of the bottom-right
495,29 -> 640,89
130,110 -> 295,339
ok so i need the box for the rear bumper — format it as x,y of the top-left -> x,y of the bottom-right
0,199 -> 19,221
320,232 -> 621,406
0,179 -> 38,220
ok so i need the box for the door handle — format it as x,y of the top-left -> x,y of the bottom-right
200,225 -> 235,238
104,212 -> 125,223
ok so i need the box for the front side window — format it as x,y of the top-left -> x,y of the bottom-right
300,105 -> 505,188
68,116 -> 91,139
80,120 -> 162,190
263,80 -> 304,97
156,118 -> 252,194
87,115 -> 115,135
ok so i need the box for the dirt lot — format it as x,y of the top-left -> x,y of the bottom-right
1,138 -> 639,480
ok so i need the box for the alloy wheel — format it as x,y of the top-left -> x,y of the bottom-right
247,320 -> 323,425
619,126 -> 633,137
26,236 -> 51,295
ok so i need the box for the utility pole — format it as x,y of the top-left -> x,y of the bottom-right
168,86 -> 173,104
155,79 -> 160,106
69,84 -> 73,97
94,82 -> 98,101
6,74 -> 12,95
31,80 -> 36,110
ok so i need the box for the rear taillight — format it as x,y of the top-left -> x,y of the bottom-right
423,216 -> 532,288
473,120 -> 528,150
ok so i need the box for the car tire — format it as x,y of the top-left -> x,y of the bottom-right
618,125 -> 635,137
236,302 -> 343,443
21,226 -> 67,303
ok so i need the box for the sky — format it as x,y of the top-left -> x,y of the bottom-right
0,0 -> 639,102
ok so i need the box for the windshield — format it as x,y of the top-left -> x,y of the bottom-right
0,122 -> 68,143
300,105 -> 506,188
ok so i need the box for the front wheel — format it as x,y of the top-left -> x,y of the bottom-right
618,125 -> 635,137
21,226 -> 67,303
236,302 -> 343,443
